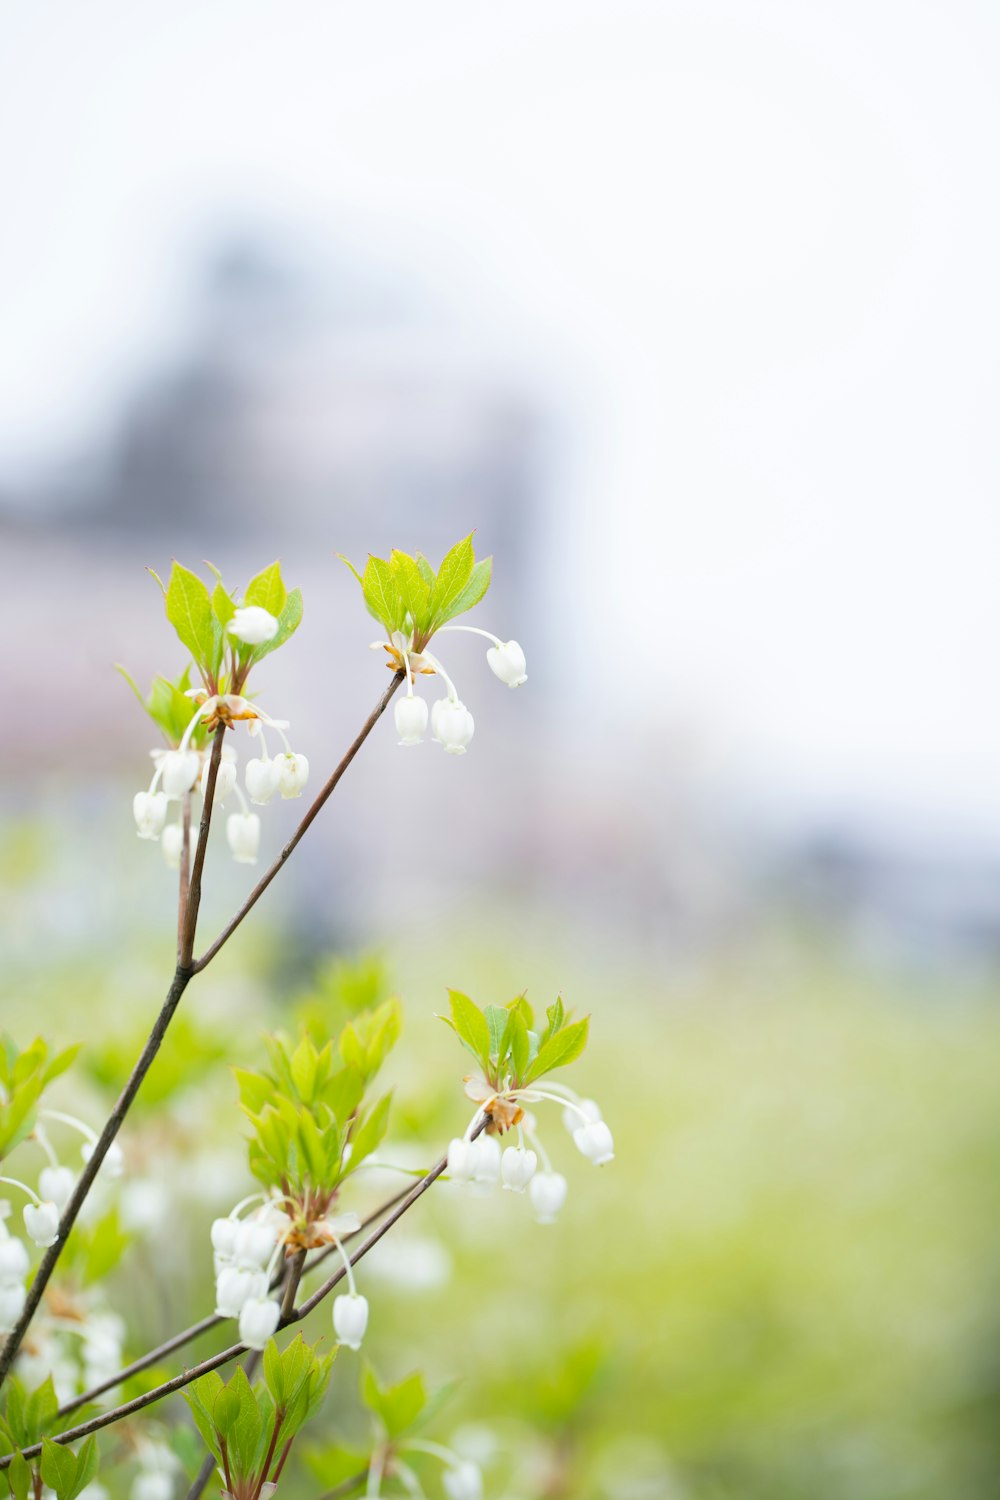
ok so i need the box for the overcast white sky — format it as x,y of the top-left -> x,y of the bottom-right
2,0 -> 999,837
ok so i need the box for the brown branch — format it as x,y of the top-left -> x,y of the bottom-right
177,789 -> 193,953
1,1127 -> 482,1466
192,672 -> 403,971
280,1248 -> 307,1320
178,726 -> 225,968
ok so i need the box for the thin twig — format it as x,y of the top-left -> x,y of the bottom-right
280,1249 -> 307,1320
179,726 -> 225,968
192,673 -> 403,971
0,1126 -> 483,1466
177,789 -> 192,954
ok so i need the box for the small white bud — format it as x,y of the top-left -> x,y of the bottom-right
333,1291 -> 369,1350
443,1460 -> 484,1500
133,791 -> 168,841
572,1119 -> 614,1165
276,752 -> 309,799
226,812 -> 261,864
395,695 -> 429,746
501,1146 -> 537,1193
432,699 -> 475,755
23,1201 -> 59,1248
160,823 -> 184,870
245,757 -> 281,805
215,1265 -> 268,1318
447,1138 -> 478,1181
472,1134 -> 501,1188
563,1098 -> 602,1135
38,1166 -> 75,1212
232,1218 -> 277,1269
529,1170 -> 568,1223
160,750 -> 201,799
200,757 -> 237,804
0,1235 -> 30,1281
81,1140 -> 124,1178
486,639 -> 527,688
239,1295 -> 281,1350
228,606 -> 279,645
0,1282 -> 26,1333
210,1217 -> 240,1260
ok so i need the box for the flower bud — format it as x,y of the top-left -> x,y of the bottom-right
233,1218 -> 277,1269
395,695 -> 429,746
276,752 -> 309,799
563,1097 -> 602,1135
572,1119 -> 614,1165
0,1235 -> 29,1282
443,1460 -> 484,1500
210,1217 -> 240,1260
81,1140 -> 124,1178
133,791 -> 168,841
23,1201 -> 59,1248
0,1283 -> 26,1333
160,750 -> 201,799
333,1291 -> 369,1350
501,1146 -> 538,1193
161,823 -> 184,870
228,606 -> 279,645
200,757 -> 237,804
432,698 -> 475,755
38,1166 -> 75,1212
239,1295 -> 281,1350
245,757 -> 281,805
472,1134 -> 501,1188
528,1170 -> 568,1223
486,639 -> 527,688
226,812 -> 261,864
215,1265 -> 268,1318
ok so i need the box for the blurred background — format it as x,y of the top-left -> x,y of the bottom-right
1,2 -> 999,1497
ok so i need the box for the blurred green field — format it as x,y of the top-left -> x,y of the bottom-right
2,823 -> 999,1499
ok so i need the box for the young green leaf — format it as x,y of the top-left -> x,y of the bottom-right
165,562 -> 216,673
526,1017 -> 589,1082
250,587 -> 304,665
436,555 -> 492,625
4,1450 -> 31,1500
429,536 -> 475,623
244,561 -> 288,619
362,557 -> 404,633
447,991 -> 490,1069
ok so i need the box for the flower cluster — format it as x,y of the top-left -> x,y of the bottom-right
123,560 -> 305,869
342,536 -> 526,756
0,1109 -> 123,1263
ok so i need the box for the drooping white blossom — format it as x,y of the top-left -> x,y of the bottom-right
245,757 -> 281,805
395,695 -> 429,746
500,1146 -> 537,1193
23,1201 -> 59,1248
38,1166 -> 75,1212
432,699 -> 475,756
276,752 -> 309,799
239,1295 -> 281,1350
332,1291 -> 369,1350
486,639 -> 527,688
572,1119 -> 615,1165
133,792 -> 169,841
528,1171 -> 568,1223
226,812 -> 261,865
160,750 -> 201,799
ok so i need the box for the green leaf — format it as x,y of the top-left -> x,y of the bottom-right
343,1092 -> 392,1177
362,557 -> 404,633
337,554 -> 364,586
360,1365 -> 427,1438
25,1379 -> 58,1444
429,536 -> 475,623
484,1005 -> 508,1063
250,587 -> 304,664
542,997 -> 566,1044
244,561 -> 288,619
435,555 -> 492,625
212,581 -> 236,628
389,550 -> 431,626
39,1438 -> 78,1500
4,1451 -> 31,1500
72,1438 -> 98,1497
526,1017 -> 590,1082
165,563 -> 216,673
184,1373 -> 224,1460
447,991 -> 490,1069
507,1010 -> 530,1081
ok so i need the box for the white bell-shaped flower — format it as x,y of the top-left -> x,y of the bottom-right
528,1171 -> 568,1223
133,791 -> 168,841
472,1134 -> 501,1188
0,1235 -> 30,1282
160,750 -> 201,799
226,812 -> 261,865
333,1291 -> 369,1350
0,1282 -> 26,1333
239,1294 -> 281,1351
161,824 -> 184,870
245,757 -> 281,805
276,752 -> 309,799
215,1265 -> 268,1318
446,1138 -> 479,1181
210,1217 -> 240,1261
432,698 -> 475,755
232,1218 -> 277,1269
38,1166 -> 75,1212
500,1146 -> 537,1193
228,606 -> 279,645
572,1119 -> 615,1165
443,1461 -> 484,1500
200,757 -> 237,804
486,639 -> 527,688
395,695 -> 429,746
563,1097 -> 602,1135
81,1140 -> 124,1178
23,1201 -> 59,1247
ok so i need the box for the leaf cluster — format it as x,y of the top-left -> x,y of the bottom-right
153,560 -> 303,693
0,1035 -> 79,1163
185,1335 -> 334,1500
440,992 -> 589,1092
235,1002 -> 400,1204
115,663 -> 211,751
1,1379 -> 98,1500
340,536 -> 492,651
304,1363 -> 443,1495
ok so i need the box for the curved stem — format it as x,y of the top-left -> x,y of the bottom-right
0,1177 -> 40,1207
435,625 -> 502,647
420,651 -> 458,702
